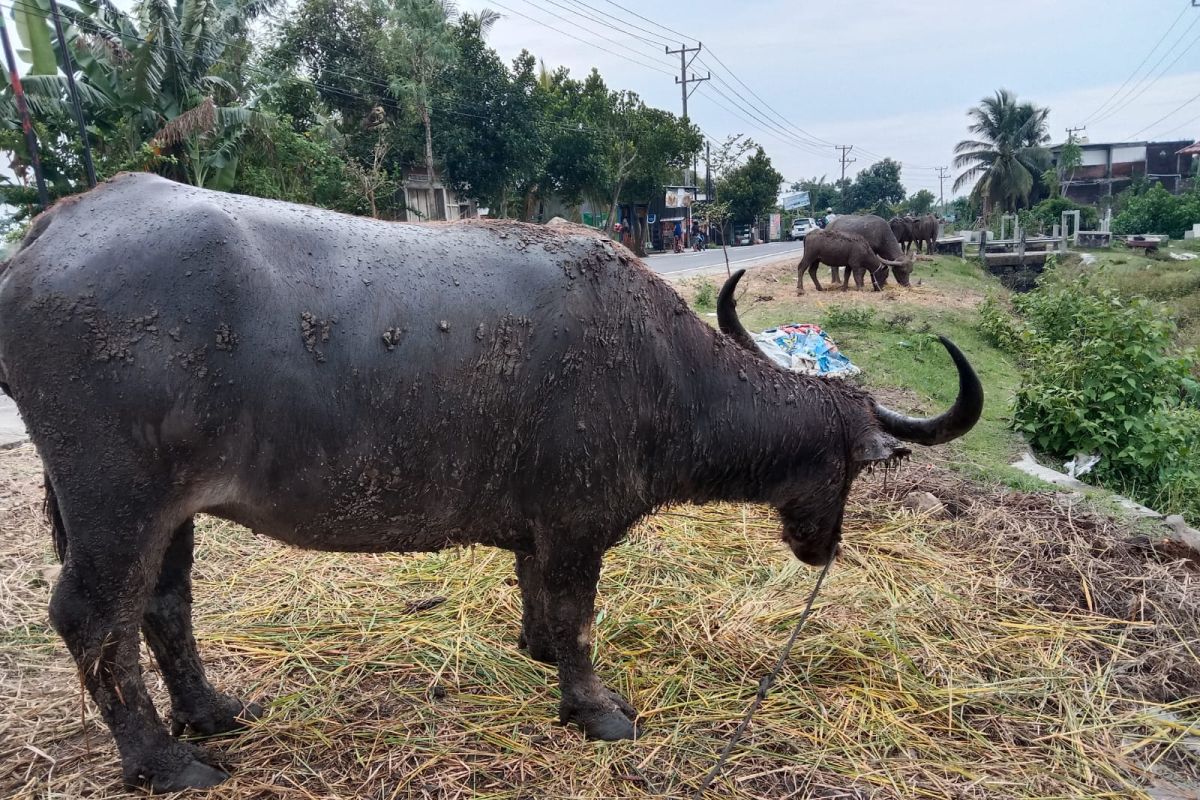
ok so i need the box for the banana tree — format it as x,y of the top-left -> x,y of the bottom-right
1,0 -> 275,188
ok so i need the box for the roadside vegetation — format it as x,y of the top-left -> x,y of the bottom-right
684,243 -> 1200,525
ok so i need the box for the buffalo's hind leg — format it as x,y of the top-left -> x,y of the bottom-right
143,518 -> 263,738
46,481 -> 228,792
514,550 -> 556,664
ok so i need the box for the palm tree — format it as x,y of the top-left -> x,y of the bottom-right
953,89 -> 1051,217
381,0 -> 457,219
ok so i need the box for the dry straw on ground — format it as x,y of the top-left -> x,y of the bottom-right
1,442 -> 1197,799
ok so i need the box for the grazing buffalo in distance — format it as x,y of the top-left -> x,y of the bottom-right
795,228 -> 905,294
0,174 -> 983,792
830,214 -> 915,287
911,214 -> 939,254
890,215 -> 915,253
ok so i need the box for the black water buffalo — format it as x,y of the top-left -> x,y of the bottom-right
829,214 -> 915,287
795,228 -> 906,294
0,174 -> 982,792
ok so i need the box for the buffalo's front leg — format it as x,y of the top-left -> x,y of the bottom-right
514,551 -> 556,664
143,518 -> 263,738
539,546 -> 637,740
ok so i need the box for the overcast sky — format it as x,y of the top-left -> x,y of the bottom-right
456,0 -> 1200,197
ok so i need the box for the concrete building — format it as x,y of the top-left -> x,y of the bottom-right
400,166 -> 477,221
1050,139 -> 1195,204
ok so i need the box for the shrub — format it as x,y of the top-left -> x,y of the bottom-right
1020,197 -> 1099,235
1010,283 -> 1200,521
976,295 -> 1023,351
823,305 -> 875,329
1112,184 -> 1200,239
693,279 -> 716,310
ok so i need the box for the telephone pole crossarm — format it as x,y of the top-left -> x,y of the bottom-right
666,43 -> 708,121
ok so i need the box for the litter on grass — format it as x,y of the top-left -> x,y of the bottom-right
753,323 -> 860,377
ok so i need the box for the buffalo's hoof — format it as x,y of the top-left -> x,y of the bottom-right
561,688 -> 638,741
171,694 -> 263,738
150,758 -> 230,792
125,742 -> 230,793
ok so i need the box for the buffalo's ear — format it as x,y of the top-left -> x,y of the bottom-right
853,428 -> 910,466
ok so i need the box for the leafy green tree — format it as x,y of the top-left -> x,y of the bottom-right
380,0 -> 457,218
436,15 -> 545,216
1019,196 -> 1098,235
790,176 -> 838,215
593,89 -> 699,250
954,89 -> 1050,216
232,116 -> 362,212
708,133 -> 755,189
717,146 -> 783,226
270,0 -> 420,216
1043,139 -> 1083,198
844,158 -> 905,216
905,189 -> 936,215
538,67 -> 610,217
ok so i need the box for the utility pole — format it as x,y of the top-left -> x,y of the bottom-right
836,145 -> 855,212
49,0 -> 96,188
667,42 -> 710,241
936,166 -> 950,215
0,12 -> 48,210
666,42 -> 709,124
1065,125 -> 1086,142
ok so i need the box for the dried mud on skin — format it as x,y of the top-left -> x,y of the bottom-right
0,442 -> 1197,799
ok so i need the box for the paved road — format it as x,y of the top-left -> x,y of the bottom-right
0,394 -> 26,447
645,240 -> 805,277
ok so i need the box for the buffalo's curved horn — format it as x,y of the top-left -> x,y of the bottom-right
879,256 -> 908,268
873,336 -> 983,445
717,269 -> 760,353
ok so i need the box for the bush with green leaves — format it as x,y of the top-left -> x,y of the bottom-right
823,305 -> 875,330
976,295 -> 1023,351
1010,279 -> 1199,521
1112,184 -> 1200,239
693,280 -> 716,311
1018,197 -> 1098,235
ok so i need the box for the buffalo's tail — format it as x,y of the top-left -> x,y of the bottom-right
43,474 -> 68,563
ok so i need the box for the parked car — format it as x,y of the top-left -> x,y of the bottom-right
789,217 -> 818,240
733,224 -> 753,246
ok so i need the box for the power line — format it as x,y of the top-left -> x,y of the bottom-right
1127,87 -> 1200,139
1081,0 -> 1193,124
702,70 -> 830,156
697,84 -> 835,161
484,0 -> 675,76
1146,108 -> 1200,139
698,52 -> 833,148
554,0 -> 674,49
1088,11 -> 1200,126
592,0 -> 695,45
515,0 -> 677,71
